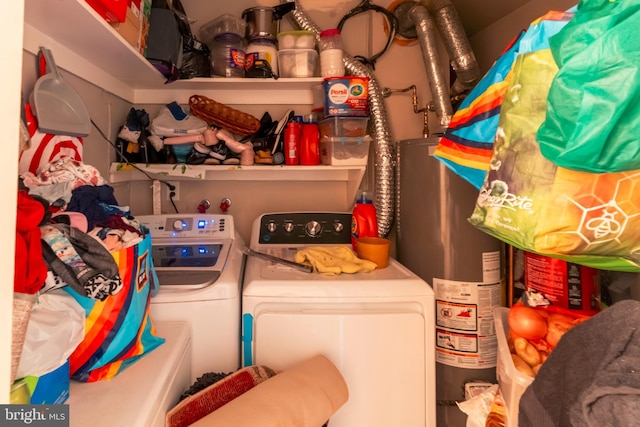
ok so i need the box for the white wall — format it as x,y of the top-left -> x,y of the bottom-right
468,0 -> 576,73
2,0 -> 24,404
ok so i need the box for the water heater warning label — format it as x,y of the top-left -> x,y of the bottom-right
434,276 -> 501,368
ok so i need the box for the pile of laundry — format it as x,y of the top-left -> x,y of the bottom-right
18,157 -> 144,301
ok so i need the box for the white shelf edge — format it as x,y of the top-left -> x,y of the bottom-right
109,162 -> 366,183
133,78 -> 323,105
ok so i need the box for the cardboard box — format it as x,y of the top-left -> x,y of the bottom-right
110,0 -> 150,54
110,5 -> 140,50
494,307 -> 533,427
320,136 -> 371,166
16,360 -> 70,405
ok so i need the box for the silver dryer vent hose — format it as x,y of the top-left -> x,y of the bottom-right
283,0 -> 479,238
284,0 -> 395,237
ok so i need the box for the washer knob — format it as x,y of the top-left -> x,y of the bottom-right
305,220 -> 322,237
333,221 -> 344,233
172,219 -> 185,231
284,222 -> 294,233
267,222 -> 277,233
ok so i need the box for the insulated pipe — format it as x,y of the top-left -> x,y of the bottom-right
284,0 -> 396,237
409,4 -> 453,128
422,0 -> 481,92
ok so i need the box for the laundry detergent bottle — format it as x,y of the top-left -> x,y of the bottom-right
351,191 -> 378,251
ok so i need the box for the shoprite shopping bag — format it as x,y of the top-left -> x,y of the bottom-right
537,0 -> 640,173
64,230 -> 165,382
468,48 -> 640,272
434,10 -> 574,190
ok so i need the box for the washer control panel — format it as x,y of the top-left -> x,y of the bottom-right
257,212 -> 352,245
136,214 -> 234,240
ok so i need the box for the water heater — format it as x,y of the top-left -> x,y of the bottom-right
397,138 -> 504,427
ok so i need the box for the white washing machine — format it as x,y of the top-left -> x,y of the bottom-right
137,214 -> 245,381
242,212 -> 436,427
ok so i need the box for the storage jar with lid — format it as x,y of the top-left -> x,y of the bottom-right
246,37 -> 278,75
211,33 -> 246,78
319,28 -> 345,77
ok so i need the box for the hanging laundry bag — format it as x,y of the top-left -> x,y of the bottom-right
468,48 -> 640,273
434,10 -> 574,190
63,229 -> 165,382
537,0 -> 640,173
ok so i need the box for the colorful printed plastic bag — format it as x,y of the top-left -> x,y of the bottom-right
434,10 -> 574,190
469,48 -> 640,273
64,230 -> 165,382
537,0 -> 640,173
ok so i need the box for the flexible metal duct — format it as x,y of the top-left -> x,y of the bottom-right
410,0 -> 481,127
410,4 -> 452,128
283,0 -> 479,237
284,0 -> 395,237
423,0 -> 480,92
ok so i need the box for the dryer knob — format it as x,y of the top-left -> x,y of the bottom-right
333,221 -> 344,233
267,222 -> 277,233
284,222 -> 294,233
305,220 -> 322,237
172,219 -> 185,231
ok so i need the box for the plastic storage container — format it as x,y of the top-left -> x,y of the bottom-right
277,49 -> 318,78
320,136 -> 371,166
319,116 -> 369,138
277,30 -> 316,50
211,33 -> 246,78
199,14 -> 246,44
494,307 -> 534,427
319,28 -> 345,77
323,76 -> 370,117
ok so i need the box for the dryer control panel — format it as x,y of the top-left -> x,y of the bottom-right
256,212 -> 352,245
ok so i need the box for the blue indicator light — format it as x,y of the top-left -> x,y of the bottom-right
198,220 -> 207,229
198,247 -> 208,254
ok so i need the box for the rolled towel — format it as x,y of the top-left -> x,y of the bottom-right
166,365 -> 277,427
190,355 -> 349,427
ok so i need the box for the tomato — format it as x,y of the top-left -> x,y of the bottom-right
508,305 -> 548,341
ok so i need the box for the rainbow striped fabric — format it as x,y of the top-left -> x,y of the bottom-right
65,231 -> 165,382
434,32 -> 524,190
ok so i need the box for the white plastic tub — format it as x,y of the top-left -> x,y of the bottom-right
494,307 -> 534,427
277,49 -> 318,77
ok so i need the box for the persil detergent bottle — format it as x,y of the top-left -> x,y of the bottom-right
351,191 -> 378,251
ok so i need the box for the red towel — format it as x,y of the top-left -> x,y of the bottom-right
15,190 -> 47,294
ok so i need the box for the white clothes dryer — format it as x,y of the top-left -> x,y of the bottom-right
242,212 -> 436,427
137,214 -> 245,381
